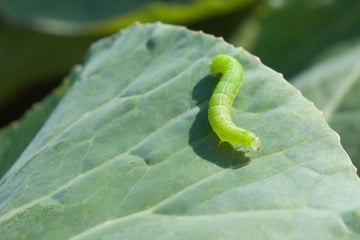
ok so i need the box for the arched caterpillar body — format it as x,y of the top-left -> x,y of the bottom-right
208,54 -> 260,151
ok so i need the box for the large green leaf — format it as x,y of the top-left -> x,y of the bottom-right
0,23 -> 359,239
293,41 -> 360,176
0,0 -> 254,35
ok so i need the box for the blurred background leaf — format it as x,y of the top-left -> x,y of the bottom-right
0,22 -> 95,125
230,0 -> 360,79
292,41 -> 360,174
0,0 -> 254,35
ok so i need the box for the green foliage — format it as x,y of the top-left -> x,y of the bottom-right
0,22 -> 94,111
231,0 -> 360,78
1,23 -> 359,240
293,41 -> 360,176
1,0 -> 360,239
0,0 -> 254,34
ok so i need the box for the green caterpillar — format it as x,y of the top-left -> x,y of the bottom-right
208,54 -> 260,151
